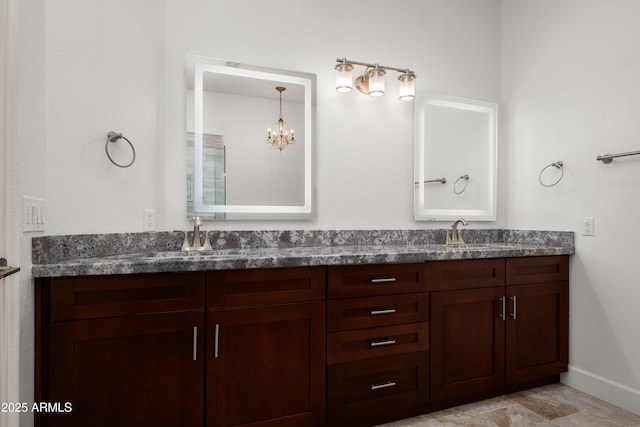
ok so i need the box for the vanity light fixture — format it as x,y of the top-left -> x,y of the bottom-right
267,86 -> 295,151
334,58 -> 416,101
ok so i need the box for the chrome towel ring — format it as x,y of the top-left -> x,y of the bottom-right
539,161 -> 563,187
454,175 -> 469,194
105,131 -> 136,168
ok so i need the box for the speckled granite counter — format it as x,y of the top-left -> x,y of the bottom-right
31,229 -> 574,278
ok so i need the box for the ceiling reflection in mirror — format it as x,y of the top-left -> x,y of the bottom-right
414,93 -> 497,221
186,56 -> 316,219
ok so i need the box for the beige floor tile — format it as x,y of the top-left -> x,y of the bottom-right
482,405 -> 556,427
508,388 -> 579,420
375,385 -> 640,427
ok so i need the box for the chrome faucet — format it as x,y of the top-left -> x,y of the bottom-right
446,219 -> 469,245
177,217 -> 212,251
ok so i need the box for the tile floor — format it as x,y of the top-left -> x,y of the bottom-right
376,384 -> 640,427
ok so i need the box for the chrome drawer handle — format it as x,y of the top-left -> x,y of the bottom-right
370,277 -> 397,284
370,339 -> 396,347
214,324 -> 220,359
499,297 -> 506,320
370,308 -> 396,316
510,296 -> 517,320
192,327 -> 198,361
371,380 -> 397,390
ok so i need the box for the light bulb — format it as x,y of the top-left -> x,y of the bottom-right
368,67 -> 385,97
398,72 -> 416,101
335,62 -> 353,93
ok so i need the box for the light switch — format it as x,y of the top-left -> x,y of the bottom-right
23,196 -> 46,232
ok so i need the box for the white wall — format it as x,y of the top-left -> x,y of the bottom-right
502,0 -> 640,414
45,0 -> 165,235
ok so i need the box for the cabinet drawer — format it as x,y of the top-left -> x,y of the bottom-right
328,352 -> 429,423
328,263 -> 428,298
207,266 -> 326,308
49,272 -> 205,321
506,256 -> 569,284
328,293 -> 428,332
429,258 -> 505,291
328,322 -> 429,365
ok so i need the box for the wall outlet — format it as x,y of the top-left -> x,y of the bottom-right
143,209 -> 155,231
23,196 -> 46,232
582,216 -> 595,236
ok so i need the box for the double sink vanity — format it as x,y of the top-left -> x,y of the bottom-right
32,228 -> 573,427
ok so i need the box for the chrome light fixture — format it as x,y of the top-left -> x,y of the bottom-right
267,86 -> 295,151
335,58 -> 416,101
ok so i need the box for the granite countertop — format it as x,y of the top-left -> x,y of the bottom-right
31,229 -> 575,278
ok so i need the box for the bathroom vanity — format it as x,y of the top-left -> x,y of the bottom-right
32,229 -> 573,427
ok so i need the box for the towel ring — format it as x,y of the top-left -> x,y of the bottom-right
539,161 -> 563,187
105,131 -> 136,168
454,175 -> 469,194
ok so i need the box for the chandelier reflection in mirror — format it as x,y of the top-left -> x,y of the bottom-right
267,86 -> 295,151
335,58 -> 416,101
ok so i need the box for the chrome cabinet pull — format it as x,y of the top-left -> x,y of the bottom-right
499,297 -> 506,320
370,277 -> 397,284
370,308 -> 396,315
510,296 -> 517,320
371,380 -> 397,390
370,338 -> 396,347
192,327 -> 198,361
214,324 -> 220,359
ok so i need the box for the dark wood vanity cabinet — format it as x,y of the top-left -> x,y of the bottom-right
206,267 -> 327,427
35,255 -> 569,427
326,263 -> 430,426
429,256 -> 569,403
36,267 -> 326,427
36,272 -> 206,427
429,258 -> 506,402
505,256 -> 569,385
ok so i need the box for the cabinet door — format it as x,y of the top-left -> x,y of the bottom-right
46,312 -> 204,427
207,301 -> 326,427
506,282 -> 569,385
430,287 -> 505,401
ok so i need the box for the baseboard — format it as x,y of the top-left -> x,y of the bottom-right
562,365 -> 640,416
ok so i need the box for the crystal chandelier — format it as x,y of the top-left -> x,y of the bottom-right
267,86 -> 295,151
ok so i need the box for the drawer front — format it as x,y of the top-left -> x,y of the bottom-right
207,266 -> 326,308
327,352 -> 429,423
328,263 -> 428,298
506,255 -> 569,284
328,293 -> 429,332
328,322 -> 429,365
429,258 -> 505,291
49,272 -> 205,321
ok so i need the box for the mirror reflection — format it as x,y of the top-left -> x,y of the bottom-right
186,56 -> 316,220
414,93 -> 497,221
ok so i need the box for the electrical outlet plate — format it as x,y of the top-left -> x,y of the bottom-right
582,217 -> 595,236
23,196 -> 46,232
143,209 -> 155,231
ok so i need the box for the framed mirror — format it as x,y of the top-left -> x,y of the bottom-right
186,55 -> 316,220
414,92 -> 497,221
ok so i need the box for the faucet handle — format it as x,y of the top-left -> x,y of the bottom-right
174,230 -> 190,251
202,231 -> 212,250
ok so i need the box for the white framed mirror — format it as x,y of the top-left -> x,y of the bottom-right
186,55 -> 316,220
414,92 -> 497,221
